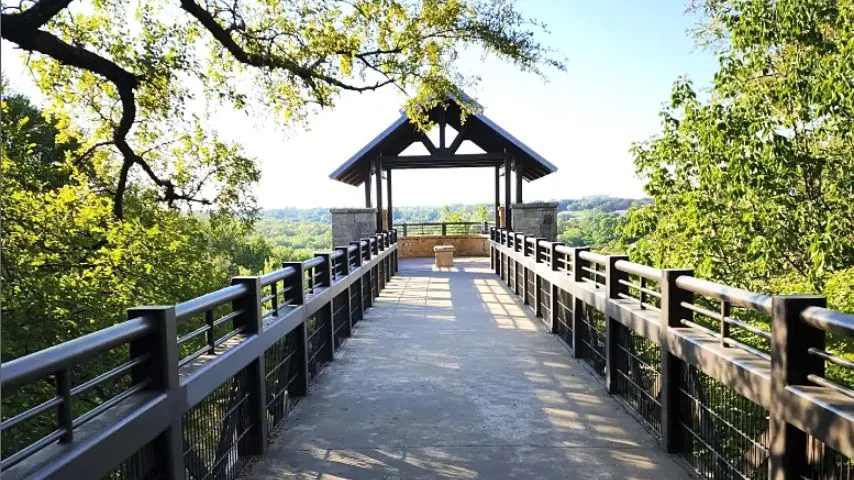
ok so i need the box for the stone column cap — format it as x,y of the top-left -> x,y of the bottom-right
330,207 -> 378,213
510,201 -> 559,209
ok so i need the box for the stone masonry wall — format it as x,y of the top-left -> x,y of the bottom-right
331,208 -> 377,246
399,235 -> 489,258
510,202 -> 559,241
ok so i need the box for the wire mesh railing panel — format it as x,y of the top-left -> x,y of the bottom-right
305,311 -> 331,381
678,362 -> 770,480
577,304 -> 607,376
263,329 -> 300,437
803,435 -> 854,480
539,279 -> 551,323
362,273 -> 372,311
516,263 -> 524,296
525,268 -> 536,307
613,325 -> 662,437
370,266 -> 379,299
332,292 -> 349,349
182,368 -> 252,480
555,288 -> 573,347
349,283 -> 362,325
103,437 -> 165,480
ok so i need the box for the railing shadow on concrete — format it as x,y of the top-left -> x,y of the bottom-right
246,258 -> 688,479
0,232 -> 400,479
490,227 -> 854,480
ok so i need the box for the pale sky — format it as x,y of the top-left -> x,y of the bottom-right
1,1 -> 717,209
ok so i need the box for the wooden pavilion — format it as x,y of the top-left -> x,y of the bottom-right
329,95 -> 557,231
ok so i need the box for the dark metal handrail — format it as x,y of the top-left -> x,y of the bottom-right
0,317 -> 152,390
398,221 -> 493,237
0,230 -> 401,479
489,226 -> 853,476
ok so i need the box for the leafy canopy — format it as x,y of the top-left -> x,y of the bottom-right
625,0 -> 854,309
1,0 -> 563,219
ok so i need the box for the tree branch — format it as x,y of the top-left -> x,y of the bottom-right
179,0 -> 397,100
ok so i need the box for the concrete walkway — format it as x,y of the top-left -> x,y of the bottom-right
248,258 -> 691,479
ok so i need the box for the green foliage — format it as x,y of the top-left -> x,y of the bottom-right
2,0 -> 563,218
626,0 -> 854,299
624,0 -> 854,386
559,211 -> 624,251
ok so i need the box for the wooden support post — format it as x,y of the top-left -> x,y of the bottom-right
386,169 -> 393,231
769,295 -> 826,480
504,152 -> 512,229
230,276 -> 268,454
515,162 -> 523,204
494,165 -> 500,227
127,306 -> 184,480
364,169 -> 372,208
283,261 -> 309,396
660,268 -> 694,453
375,157 -> 383,231
570,247 -> 590,357
605,255 -> 629,394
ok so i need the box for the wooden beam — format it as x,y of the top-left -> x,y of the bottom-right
439,109 -> 447,149
447,125 -> 468,153
364,166 -> 372,208
494,165 -> 500,227
380,152 -> 504,163
386,169 -> 393,231
375,157 -> 383,231
504,151 -> 512,229
418,133 -> 437,154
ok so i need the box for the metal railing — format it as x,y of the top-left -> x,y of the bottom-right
0,231 -> 400,479
397,221 -> 492,237
490,227 -> 854,480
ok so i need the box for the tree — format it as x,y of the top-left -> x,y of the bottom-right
623,0 -> 853,388
1,0 -> 563,219
560,211 -> 623,250
625,0 -> 854,308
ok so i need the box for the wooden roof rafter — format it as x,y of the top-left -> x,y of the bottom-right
329,92 -> 556,186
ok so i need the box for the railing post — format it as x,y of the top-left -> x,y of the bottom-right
549,242 -> 564,334
660,268 -> 694,454
230,276 -> 268,454
519,235 -> 529,300
127,306 -> 184,480
335,247 -> 350,276
605,255 -> 629,394
350,242 -> 365,319
283,261 -> 309,397
361,238 -> 374,308
335,247 -> 353,337
769,295 -> 826,480
315,253 -> 336,359
570,247 -> 590,357
316,253 -> 333,288
441,223 -> 447,236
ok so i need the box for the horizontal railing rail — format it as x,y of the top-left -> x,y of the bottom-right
397,221 -> 493,237
489,227 -> 853,480
0,231 -> 400,479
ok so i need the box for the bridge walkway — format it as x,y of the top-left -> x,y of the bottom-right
247,258 -> 690,479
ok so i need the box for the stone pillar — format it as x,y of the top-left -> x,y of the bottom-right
510,202 -> 559,241
331,208 -> 378,246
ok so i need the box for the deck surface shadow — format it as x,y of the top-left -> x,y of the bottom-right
247,257 -> 691,479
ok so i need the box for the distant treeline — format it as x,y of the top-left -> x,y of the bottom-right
262,196 -> 650,224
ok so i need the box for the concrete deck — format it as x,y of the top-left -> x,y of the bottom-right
247,258 -> 691,479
